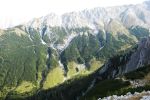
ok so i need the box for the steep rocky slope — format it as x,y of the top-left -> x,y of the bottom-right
98,36 -> 150,79
81,36 -> 150,100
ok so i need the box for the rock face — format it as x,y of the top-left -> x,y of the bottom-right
26,1 -> 150,30
125,37 -> 150,72
98,36 -> 150,79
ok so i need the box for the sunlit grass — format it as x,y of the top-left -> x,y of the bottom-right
14,81 -> 36,94
43,67 -> 64,89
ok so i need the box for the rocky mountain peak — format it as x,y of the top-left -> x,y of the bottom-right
125,37 -> 150,72
25,1 -> 150,32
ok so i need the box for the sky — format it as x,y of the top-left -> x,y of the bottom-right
0,0 -> 147,28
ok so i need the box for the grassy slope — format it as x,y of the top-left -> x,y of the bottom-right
16,65 -> 150,100
43,67 -> 65,89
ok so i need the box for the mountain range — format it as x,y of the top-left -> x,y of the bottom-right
0,1 -> 150,100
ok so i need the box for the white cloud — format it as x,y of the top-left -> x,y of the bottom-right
0,0 -> 146,28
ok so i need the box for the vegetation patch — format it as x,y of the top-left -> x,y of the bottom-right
14,81 -> 36,94
43,67 -> 64,89
124,65 -> 150,80
81,79 -> 130,100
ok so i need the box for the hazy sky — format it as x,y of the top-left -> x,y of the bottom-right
0,0 -> 147,28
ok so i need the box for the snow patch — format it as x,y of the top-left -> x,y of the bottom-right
41,39 -> 47,45
58,60 -> 64,68
58,60 -> 66,72
28,35 -> 33,41
99,46 -> 104,51
50,44 -> 57,50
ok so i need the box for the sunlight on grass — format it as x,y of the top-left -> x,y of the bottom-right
15,81 -> 36,94
67,62 -> 79,77
43,67 -> 64,89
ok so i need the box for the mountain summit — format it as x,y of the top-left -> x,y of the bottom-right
26,1 -> 150,29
